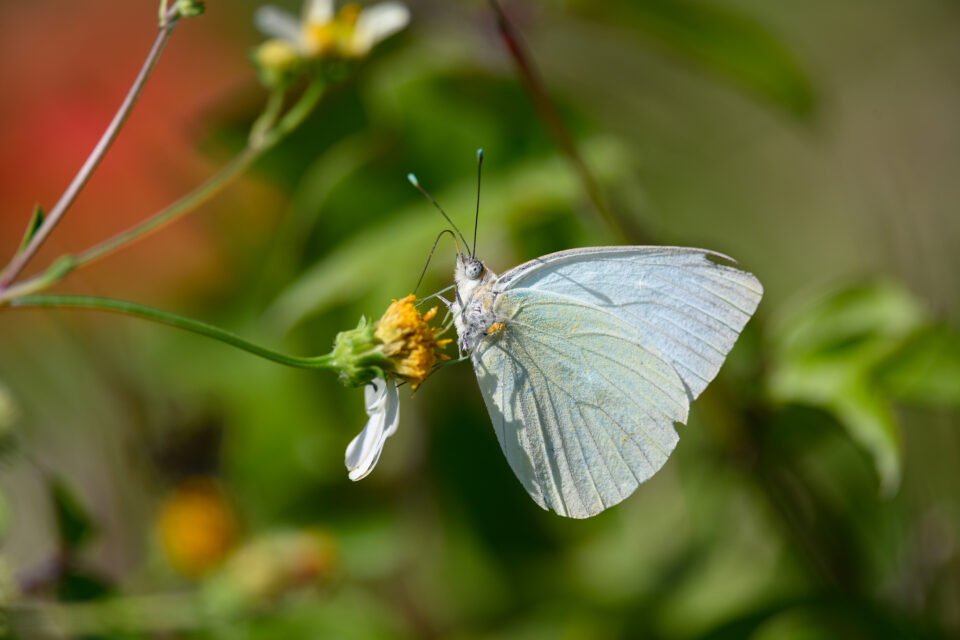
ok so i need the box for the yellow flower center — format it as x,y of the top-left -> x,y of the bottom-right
302,3 -> 362,57
374,295 -> 451,387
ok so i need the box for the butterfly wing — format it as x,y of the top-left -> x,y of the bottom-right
494,246 -> 763,401
472,288 -> 689,518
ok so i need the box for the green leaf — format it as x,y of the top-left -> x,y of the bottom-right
16,204 -> 44,254
0,382 -> 18,465
768,281 -> 927,494
0,490 -> 9,543
589,0 -> 815,117
50,478 -> 95,552
874,325 -> 960,406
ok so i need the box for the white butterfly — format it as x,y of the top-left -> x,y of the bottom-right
444,245 -> 762,518
406,151 -> 763,518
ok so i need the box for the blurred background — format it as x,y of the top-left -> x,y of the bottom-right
1,0 -> 958,638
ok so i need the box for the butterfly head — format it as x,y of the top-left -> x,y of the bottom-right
463,256 -> 485,280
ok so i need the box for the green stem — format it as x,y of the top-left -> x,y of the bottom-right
8,294 -> 335,371
262,79 -> 326,147
249,88 -> 287,148
77,147 -> 260,267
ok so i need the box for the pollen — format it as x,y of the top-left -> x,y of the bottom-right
374,295 -> 451,387
486,322 -> 506,335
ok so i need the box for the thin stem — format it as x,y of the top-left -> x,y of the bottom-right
8,294 -> 335,371
489,0 -> 630,240
0,81 -> 326,305
0,16 -> 179,289
249,88 -> 287,148
77,147 -> 260,267
263,79 -> 326,146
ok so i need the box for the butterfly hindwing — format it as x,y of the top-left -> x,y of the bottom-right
471,288 -> 689,518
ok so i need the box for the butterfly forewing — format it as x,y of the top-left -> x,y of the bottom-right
494,247 -> 764,400
472,288 -> 689,518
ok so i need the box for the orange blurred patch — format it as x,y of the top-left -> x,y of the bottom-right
156,477 -> 238,578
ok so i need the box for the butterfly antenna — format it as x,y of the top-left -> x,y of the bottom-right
407,173 -> 471,256
414,229 -> 457,295
472,148 -> 483,256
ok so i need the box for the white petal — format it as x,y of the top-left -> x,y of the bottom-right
352,2 -> 410,54
303,0 -> 334,25
345,379 -> 400,481
254,6 -> 302,43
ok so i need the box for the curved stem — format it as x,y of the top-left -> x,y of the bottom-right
8,294 -> 335,370
0,17 -> 179,289
76,147 -> 260,268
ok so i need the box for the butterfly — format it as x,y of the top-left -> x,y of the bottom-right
415,152 -> 763,519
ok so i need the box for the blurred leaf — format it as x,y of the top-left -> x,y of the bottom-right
16,203 -> 44,254
0,490 -> 9,543
875,325 -> 960,406
55,567 -> 112,602
589,0 -> 815,117
50,478 -> 95,552
265,138 -> 630,331
0,381 -> 18,465
768,282 -> 927,494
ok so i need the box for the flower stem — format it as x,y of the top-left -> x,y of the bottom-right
76,147 -> 260,268
8,294 -> 335,371
0,14 -> 179,290
488,0 -> 632,241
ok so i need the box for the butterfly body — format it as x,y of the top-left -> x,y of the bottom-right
445,246 -> 763,519
451,256 -> 500,353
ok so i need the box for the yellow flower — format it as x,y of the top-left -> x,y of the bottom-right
374,295 -> 451,387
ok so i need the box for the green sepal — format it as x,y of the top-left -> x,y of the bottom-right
330,317 -> 390,387
175,0 -> 205,18
16,204 -> 44,255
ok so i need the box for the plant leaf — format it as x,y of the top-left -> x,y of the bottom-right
588,0 -> 816,117
769,281 -> 927,494
17,204 -> 44,254
875,325 -> 960,406
50,478 -> 95,552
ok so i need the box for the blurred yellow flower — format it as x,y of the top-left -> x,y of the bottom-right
156,478 -> 237,578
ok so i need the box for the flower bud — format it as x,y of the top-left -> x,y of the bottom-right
175,0 -> 205,18
252,39 -> 302,88
202,530 -> 335,616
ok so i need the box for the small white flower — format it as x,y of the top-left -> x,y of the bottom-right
344,377 -> 399,481
255,0 -> 410,59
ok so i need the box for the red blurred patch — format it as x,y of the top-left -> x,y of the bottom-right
0,0 -> 278,302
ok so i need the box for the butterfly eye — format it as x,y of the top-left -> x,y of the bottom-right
465,259 -> 484,280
